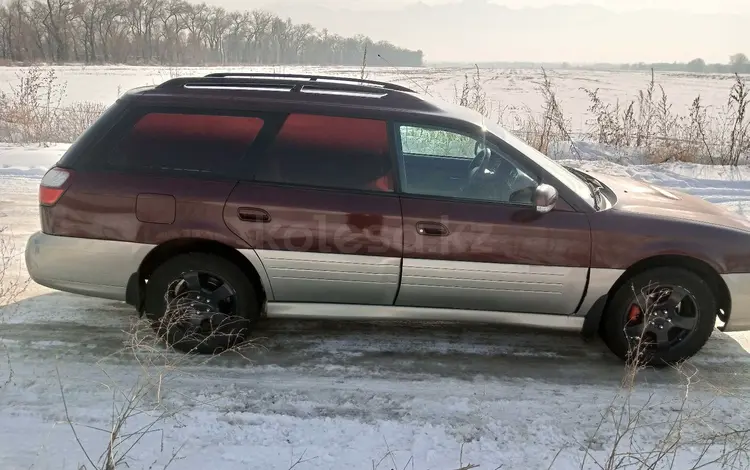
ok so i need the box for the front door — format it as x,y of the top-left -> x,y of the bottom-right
224,113 -> 403,305
393,123 -> 591,315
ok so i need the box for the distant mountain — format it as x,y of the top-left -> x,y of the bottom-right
249,0 -> 745,64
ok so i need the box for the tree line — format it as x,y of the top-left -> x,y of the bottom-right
619,53 -> 750,74
0,0 -> 424,67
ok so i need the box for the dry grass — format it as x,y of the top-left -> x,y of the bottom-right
1,64 -> 747,166
569,283 -> 750,470
0,65 -> 106,145
0,226 -> 27,310
577,71 -> 750,165
57,365 -> 185,470
452,66 -> 578,152
0,226 -> 29,387
56,280 -> 259,469
454,67 -> 749,165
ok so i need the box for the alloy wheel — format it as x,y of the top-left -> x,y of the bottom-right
624,284 -> 699,352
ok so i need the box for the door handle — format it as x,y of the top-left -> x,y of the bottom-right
237,207 -> 271,223
416,221 -> 449,237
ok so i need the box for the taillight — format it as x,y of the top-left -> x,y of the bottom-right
39,167 -> 72,206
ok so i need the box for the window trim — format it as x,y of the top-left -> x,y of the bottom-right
232,178 -> 403,199
392,121 -> 543,208
80,105 -> 276,181
247,112 -> 402,196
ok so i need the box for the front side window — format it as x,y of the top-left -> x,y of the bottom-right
255,114 -> 394,192
397,124 -> 539,205
107,112 -> 265,174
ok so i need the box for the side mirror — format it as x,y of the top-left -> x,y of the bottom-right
534,184 -> 558,213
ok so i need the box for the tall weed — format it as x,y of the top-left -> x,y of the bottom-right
451,66 -> 749,165
0,66 -> 106,144
1,65 -> 747,166
578,71 -> 749,164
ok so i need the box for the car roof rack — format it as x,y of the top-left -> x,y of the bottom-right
155,73 -> 416,96
151,73 -> 437,111
202,72 -> 416,92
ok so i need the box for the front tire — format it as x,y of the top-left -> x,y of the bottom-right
144,253 -> 260,354
601,267 -> 716,365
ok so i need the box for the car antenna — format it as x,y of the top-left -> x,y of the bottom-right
376,53 -> 438,98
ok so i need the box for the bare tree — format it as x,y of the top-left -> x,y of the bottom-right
0,0 -> 423,66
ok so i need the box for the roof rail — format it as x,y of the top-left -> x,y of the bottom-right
157,77 -> 395,95
156,76 -> 416,97
202,72 -> 415,93
151,75 -> 437,111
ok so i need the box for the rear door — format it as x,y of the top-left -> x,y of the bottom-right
393,123 -> 591,315
223,113 -> 403,305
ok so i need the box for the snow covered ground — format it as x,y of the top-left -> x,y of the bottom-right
0,65 -> 739,134
2,144 -> 750,469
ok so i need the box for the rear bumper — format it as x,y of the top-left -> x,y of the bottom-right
24,231 -> 154,301
722,273 -> 750,332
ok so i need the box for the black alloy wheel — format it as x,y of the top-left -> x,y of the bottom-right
144,253 -> 260,354
601,267 -> 716,365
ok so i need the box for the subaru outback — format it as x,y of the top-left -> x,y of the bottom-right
24,72 -> 750,364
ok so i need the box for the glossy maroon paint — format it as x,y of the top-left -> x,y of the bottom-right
583,172 -> 750,274
400,196 -> 591,267
223,183 -> 403,257
43,166 -> 750,279
42,172 -> 248,249
135,193 -> 176,224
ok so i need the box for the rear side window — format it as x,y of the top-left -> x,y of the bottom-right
255,114 -> 394,192
58,100 -> 128,168
106,112 -> 264,174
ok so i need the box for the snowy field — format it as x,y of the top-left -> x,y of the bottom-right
0,65 -> 741,134
2,143 -> 750,470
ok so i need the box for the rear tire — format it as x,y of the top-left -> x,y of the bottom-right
144,253 -> 260,354
601,267 -> 716,365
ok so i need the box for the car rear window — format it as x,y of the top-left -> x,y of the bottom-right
255,114 -> 394,192
106,112 -> 265,174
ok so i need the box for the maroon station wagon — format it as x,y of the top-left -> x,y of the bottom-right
24,73 -> 750,364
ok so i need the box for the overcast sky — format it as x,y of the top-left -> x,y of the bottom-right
505,0 -> 745,11
237,0 -> 745,63
262,0 -> 750,14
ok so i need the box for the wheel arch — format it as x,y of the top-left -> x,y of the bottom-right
126,238 -> 269,313
582,254 -> 730,338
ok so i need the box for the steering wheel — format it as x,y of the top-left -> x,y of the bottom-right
469,140 -> 492,173
468,147 -> 489,176
474,140 -> 492,160
465,143 -> 540,206
468,143 -> 515,180
464,146 -> 512,200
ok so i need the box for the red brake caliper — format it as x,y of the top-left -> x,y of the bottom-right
628,304 -> 641,323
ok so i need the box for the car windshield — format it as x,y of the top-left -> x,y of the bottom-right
483,121 -> 597,209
